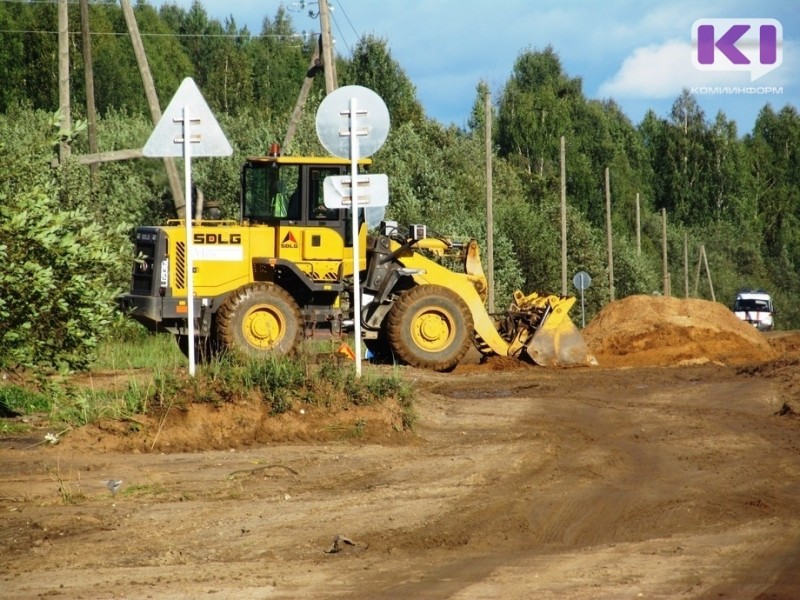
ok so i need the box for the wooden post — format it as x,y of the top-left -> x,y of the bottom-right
120,0 -> 185,216
560,136 -> 567,296
694,245 -> 703,296
605,167 -> 614,301
683,232 -> 689,298
635,192 -> 641,256
80,0 -> 99,181
485,92 -> 495,313
283,37 -> 322,150
661,208 -> 669,296
319,0 -> 337,93
77,149 -> 144,165
702,245 -> 716,302
57,0 -> 70,162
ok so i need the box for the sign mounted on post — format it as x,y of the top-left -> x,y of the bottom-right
143,78 -> 232,158
315,86 -> 390,159
143,77 -> 232,377
573,271 -> 592,291
323,174 -> 389,208
315,85 -> 390,378
572,270 -> 592,329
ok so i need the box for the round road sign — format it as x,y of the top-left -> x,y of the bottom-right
573,271 -> 592,291
315,85 -> 390,159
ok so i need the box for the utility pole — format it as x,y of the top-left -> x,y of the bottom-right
683,232 -> 689,298
605,167 -> 615,301
80,0 -> 99,181
57,0 -> 70,163
283,37 -> 322,150
560,136 -> 567,296
635,192 -> 641,256
119,0 -> 185,216
485,92 -> 494,313
319,0 -> 337,93
75,8 -> 146,172
283,1 -> 337,148
661,208 -> 670,296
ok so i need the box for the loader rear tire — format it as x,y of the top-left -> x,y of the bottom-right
386,285 -> 473,372
217,283 -> 302,357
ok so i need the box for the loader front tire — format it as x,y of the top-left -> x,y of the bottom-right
217,283 -> 302,357
386,285 -> 473,371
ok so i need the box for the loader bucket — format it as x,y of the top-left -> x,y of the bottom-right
516,295 -> 596,367
525,316 -> 596,367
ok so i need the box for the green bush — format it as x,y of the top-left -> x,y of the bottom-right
0,384 -> 50,415
0,114 -> 132,372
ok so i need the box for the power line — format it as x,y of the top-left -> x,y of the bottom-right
333,0 -> 359,40
329,11 -> 350,54
327,0 -> 362,56
0,28 -> 312,39
0,0 -> 323,45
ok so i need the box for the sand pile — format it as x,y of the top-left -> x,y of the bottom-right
582,295 -> 777,368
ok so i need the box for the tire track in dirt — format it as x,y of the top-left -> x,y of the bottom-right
345,367 -> 800,599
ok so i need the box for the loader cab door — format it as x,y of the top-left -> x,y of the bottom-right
242,160 -> 357,281
242,162 -> 347,228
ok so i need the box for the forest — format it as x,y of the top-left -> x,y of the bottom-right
1,0 -> 799,371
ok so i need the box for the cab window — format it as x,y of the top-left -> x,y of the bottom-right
309,167 -> 341,221
242,164 -> 301,221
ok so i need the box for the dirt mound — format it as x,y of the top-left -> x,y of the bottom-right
766,331 -> 800,358
583,295 -> 777,368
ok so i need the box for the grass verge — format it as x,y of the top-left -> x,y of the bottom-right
0,338 -> 417,436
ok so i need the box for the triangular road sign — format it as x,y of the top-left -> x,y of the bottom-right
143,77 -> 233,158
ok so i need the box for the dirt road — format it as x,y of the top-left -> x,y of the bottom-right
2,297 -> 800,599
2,345 -> 800,599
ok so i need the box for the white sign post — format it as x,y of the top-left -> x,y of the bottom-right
143,78 -> 232,376
572,271 -> 592,329
316,86 -> 389,377
348,96 -> 364,375
182,106 -> 195,376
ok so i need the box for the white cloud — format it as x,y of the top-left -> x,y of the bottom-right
599,40 -> 695,98
597,36 -> 795,100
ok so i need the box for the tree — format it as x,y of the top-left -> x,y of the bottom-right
341,35 -> 424,127
496,46 -> 578,180
0,1 -> 59,112
0,112 -> 130,372
249,7 -> 311,119
747,105 -> 800,263
202,17 -> 254,114
467,80 -> 492,134
660,90 -> 710,221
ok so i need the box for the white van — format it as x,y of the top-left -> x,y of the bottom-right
733,289 -> 774,331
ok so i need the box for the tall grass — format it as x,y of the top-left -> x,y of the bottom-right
0,334 -> 417,431
186,350 -> 415,423
93,326 -> 185,371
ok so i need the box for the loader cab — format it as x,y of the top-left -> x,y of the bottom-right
240,152 -> 372,243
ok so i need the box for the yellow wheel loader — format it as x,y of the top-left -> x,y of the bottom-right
117,150 -> 594,371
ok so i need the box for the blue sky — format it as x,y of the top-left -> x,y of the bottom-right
153,0 -> 798,135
